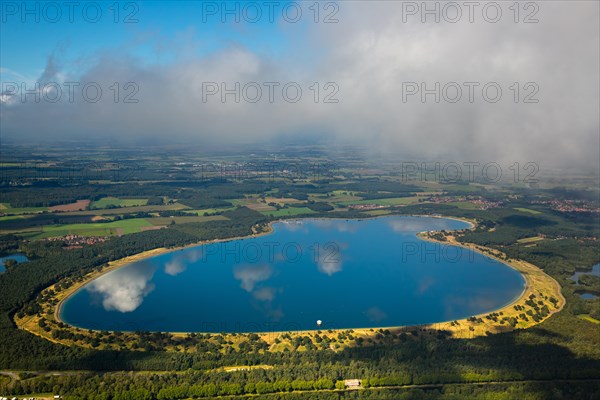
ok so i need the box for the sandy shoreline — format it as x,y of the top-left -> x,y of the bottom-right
20,213 -> 564,343
415,230 -> 565,335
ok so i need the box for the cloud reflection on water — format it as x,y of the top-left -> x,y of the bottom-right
253,286 -> 280,302
443,294 -> 498,320
233,264 -> 285,321
312,219 -> 359,233
315,241 -> 344,276
87,262 -> 156,313
366,306 -> 388,323
233,264 -> 273,292
317,257 -> 343,276
163,248 -> 204,276
388,217 -> 457,233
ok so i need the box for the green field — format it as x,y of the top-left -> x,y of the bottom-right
514,207 -> 542,215
309,190 -> 363,203
147,215 -> 228,225
364,209 -> 392,216
447,201 -> 483,210
262,207 -> 317,217
413,182 -> 481,193
517,236 -> 546,244
0,215 -> 32,223
62,203 -> 190,216
90,197 -> 148,209
23,219 -> 153,239
0,203 -> 48,215
228,197 -> 260,206
341,196 -> 419,207
187,207 -> 235,215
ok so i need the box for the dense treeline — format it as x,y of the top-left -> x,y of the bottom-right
4,369 -> 600,399
0,234 -> 19,256
1,334 -> 600,399
0,214 -> 99,230
0,179 -> 251,208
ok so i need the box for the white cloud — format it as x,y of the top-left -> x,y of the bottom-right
1,2 -> 598,169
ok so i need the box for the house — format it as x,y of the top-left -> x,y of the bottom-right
344,379 -> 361,389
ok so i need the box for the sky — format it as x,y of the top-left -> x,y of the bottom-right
1,1 -> 599,170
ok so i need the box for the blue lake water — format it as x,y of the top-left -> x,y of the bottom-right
570,263 -> 600,283
61,216 -> 526,333
570,263 -> 600,299
0,253 -> 29,273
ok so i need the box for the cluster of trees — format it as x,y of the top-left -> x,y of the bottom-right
306,202 -> 335,212
578,274 -> 600,292
154,377 -> 336,399
0,234 -> 19,256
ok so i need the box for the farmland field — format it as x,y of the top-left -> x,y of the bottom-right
147,215 -> 228,225
0,215 -> 30,223
187,207 -> 235,215
0,203 -> 48,215
514,207 -> 543,215
61,203 -> 190,216
49,200 -> 90,212
447,201 -> 484,210
265,197 -> 305,205
246,203 -> 277,212
22,219 -> 153,239
516,236 -> 546,244
341,196 -> 419,207
261,207 -> 317,217
364,209 -> 393,216
228,197 -> 260,206
90,197 -> 148,209
309,191 -> 363,203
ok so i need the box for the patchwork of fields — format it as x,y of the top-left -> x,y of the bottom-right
0,189 -> 504,239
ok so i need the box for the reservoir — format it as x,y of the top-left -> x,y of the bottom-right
60,216 -> 525,333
